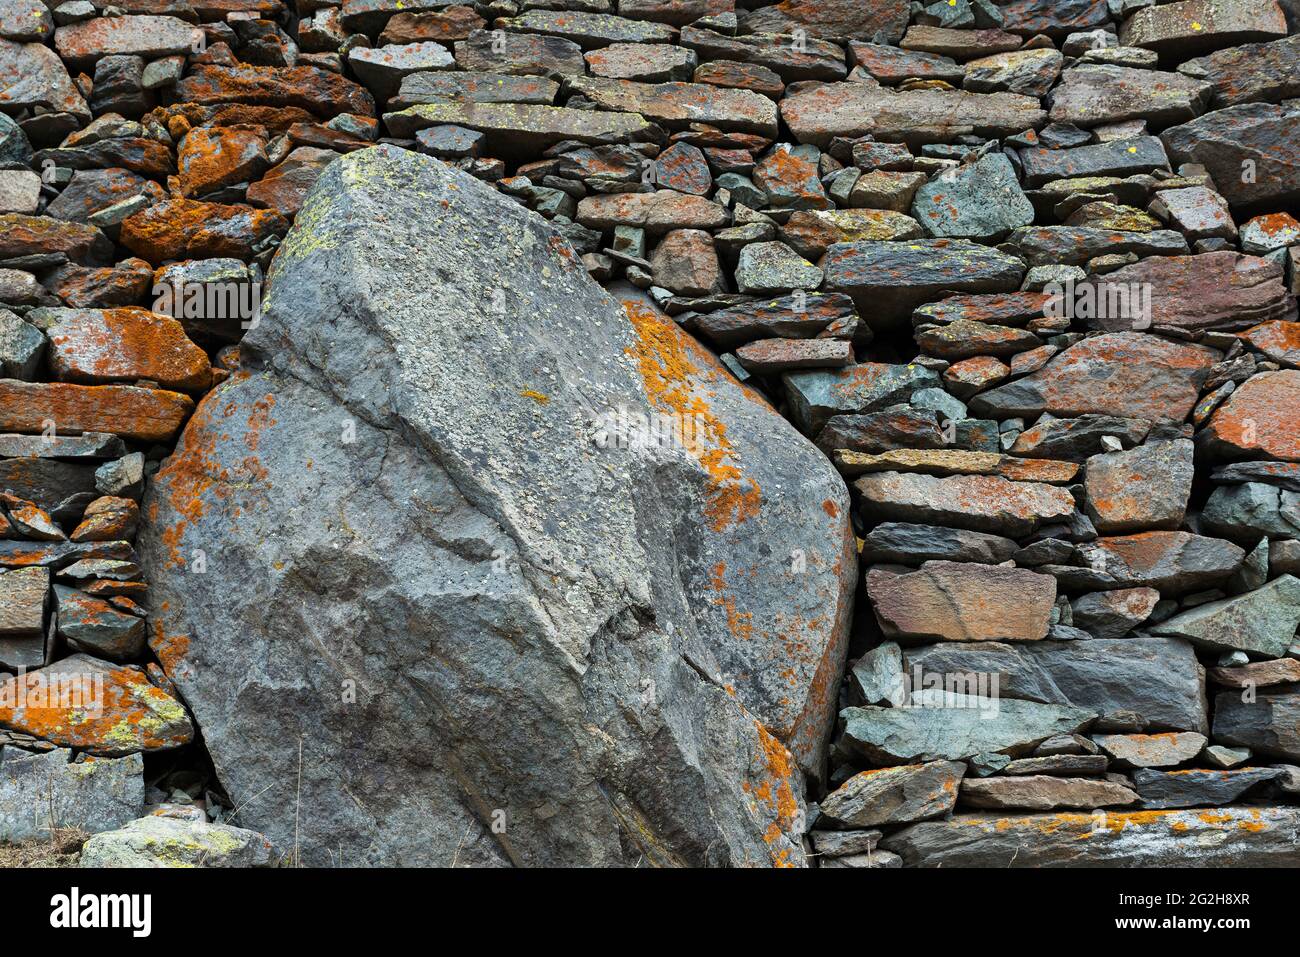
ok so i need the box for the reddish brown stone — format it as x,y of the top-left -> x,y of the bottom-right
868,561 -> 1056,642
735,338 -> 852,373
576,189 -> 728,234
48,307 -> 211,393
0,213 -> 112,265
917,321 -> 1042,361
119,198 -> 288,264
1240,320 -> 1300,366
41,259 -> 154,309
853,472 -> 1077,536
1208,658 -> 1300,688
71,497 -> 140,543
971,333 -> 1218,423
378,6 -> 483,44
694,59 -> 784,99
0,380 -> 193,442
1203,370 -> 1300,462
246,147 -> 336,218
175,63 -> 376,118
943,355 -> 1009,399
178,126 -> 269,198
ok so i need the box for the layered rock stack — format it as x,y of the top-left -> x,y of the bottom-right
0,0 -> 1298,865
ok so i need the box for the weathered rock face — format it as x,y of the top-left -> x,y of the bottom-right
138,146 -> 856,867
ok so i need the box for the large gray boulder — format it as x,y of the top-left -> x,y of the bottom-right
137,145 -> 856,867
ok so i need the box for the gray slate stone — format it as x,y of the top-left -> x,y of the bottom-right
79,815 -> 275,867
1132,766 -> 1283,809
1149,576 -> 1300,658
911,152 -> 1034,241
0,747 -> 142,841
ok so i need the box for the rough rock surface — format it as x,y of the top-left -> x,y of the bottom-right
138,146 -> 855,867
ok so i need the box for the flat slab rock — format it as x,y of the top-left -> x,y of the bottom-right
1202,370 -> 1300,463
79,814 -> 275,868
780,82 -> 1047,148
839,693 -> 1095,766
137,146 -> 857,867
971,332 -> 1218,423
818,760 -> 964,828
867,561 -> 1056,642
960,775 -> 1138,811
882,806 -> 1300,867
1132,767 -> 1284,809
854,471 -> 1076,537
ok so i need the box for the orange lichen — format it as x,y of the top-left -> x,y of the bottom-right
623,299 -> 761,531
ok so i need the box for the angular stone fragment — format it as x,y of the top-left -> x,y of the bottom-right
783,362 -> 938,435
53,15 -> 196,69
882,806 -> 1300,867
1148,186 -> 1237,241
1102,252 -> 1296,335
1006,225 -> 1188,267
972,333 -> 1217,423
0,38 -> 90,125
1002,754 -> 1109,776
735,338 -> 850,373
391,71 -> 558,108
577,189 -> 727,234
79,815 -> 275,868
499,10 -> 676,48
1202,371 -> 1300,463
819,761 -> 964,828
780,82 -> 1046,149
854,472 -> 1076,536
1049,65 -> 1212,129
45,307 -> 210,393
386,102 -> 653,156
1150,576 -> 1300,658
649,228 -> 720,296
1018,137 -> 1170,189
835,448 -> 1002,478
694,292 -> 856,347
917,321 -> 1041,361
901,25 -> 1022,60
568,76 -> 778,137
860,523 -> 1018,566
0,748 -> 142,841
1070,587 -> 1159,639
0,214 -> 112,266
782,209 -> 922,258
1094,732 -> 1208,768
1214,691 -> 1300,761
1084,440 -> 1193,534
1201,482 -> 1300,542
1012,414 -> 1151,461
964,49 -> 1062,98
119,199 -> 287,264
867,561 -> 1056,642
454,28 -> 586,76
176,64 -> 376,119
734,240 -> 821,294
1120,0 -> 1288,56
379,7 -> 485,46
0,380 -> 193,443
588,42 -> 697,83
1022,637 -> 1209,734
1162,103 -> 1300,210
839,694 -> 1096,766
960,775 -> 1138,810
1133,767 -> 1283,809
999,0 -> 1108,36
1208,658 -> 1300,688
911,153 -> 1033,241
823,239 -> 1025,329
54,585 -> 144,661
0,653 -> 192,755
1075,532 -> 1244,594
848,41 -> 965,85
0,565 -> 45,665
348,42 -> 455,103
1178,34 -> 1300,107
741,0 -> 909,42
